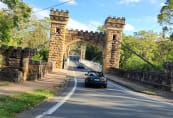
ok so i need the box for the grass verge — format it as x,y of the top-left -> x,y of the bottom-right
0,89 -> 54,118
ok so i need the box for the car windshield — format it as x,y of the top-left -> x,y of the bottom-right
88,71 -> 103,77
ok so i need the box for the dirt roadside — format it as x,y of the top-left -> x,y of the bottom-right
0,69 -> 68,96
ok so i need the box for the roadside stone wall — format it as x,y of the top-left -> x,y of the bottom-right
0,45 -> 52,82
27,61 -> 52,80
109,63 -> 173,91
0,68 -> 23,82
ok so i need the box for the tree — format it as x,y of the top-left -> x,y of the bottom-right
0,11 -> 12,43
158,0 -> 173,39
0,0 -> 31,44
21,17 -> 50,48
97,25 -> 105,32
85,44 -> 102,63
120,30 -> 161,71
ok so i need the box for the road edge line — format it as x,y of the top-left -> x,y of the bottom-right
35,72 -> 77,118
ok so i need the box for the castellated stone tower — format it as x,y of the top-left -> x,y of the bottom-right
48,9 -> 69,68
48,9 -> 125,72
103,17 -> 125,73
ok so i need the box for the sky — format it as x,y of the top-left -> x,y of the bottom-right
0,0 -> 166,35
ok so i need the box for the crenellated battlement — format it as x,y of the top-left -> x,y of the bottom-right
0,45 -> 36,58
67,29 -> 105,37
50,8 -> 69,22
64,29 -> 105,49
105,16 -> 125,29
105,17 -> 125,24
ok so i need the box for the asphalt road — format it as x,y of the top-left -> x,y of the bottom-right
18,60 -> 173,118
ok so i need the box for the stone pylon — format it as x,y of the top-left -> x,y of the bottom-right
103,17 -> 125,73
48,9 -> 69,69
80,45 -> 86,60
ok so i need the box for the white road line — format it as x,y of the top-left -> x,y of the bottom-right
35,72 -> 77,118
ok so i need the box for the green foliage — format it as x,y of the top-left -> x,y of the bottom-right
0,89 -> 54,118
123,56 -> 151,70
32,53 -> 42,61
0,1 -> 49,48
158,0 -> 173,38
97,25 -> 105,32
120,30 -> 168,71
32,48 -> 48,61
0,0 -> 32,44
39,47 -> 49,61
69,42 -> 103,63
86,44 -> 102,63
0,11 -> 12,43
21,17 -> 50,48
158,0 -> 173,25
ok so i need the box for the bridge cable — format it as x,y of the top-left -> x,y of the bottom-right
120,41 -> 156,68
33,0 -> 73,14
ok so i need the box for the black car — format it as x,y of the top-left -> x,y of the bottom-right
84,71 -> 107,88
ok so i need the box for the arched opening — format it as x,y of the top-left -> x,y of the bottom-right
63,41 -> 103,70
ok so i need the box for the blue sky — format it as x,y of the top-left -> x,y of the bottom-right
0,0 -> 166,35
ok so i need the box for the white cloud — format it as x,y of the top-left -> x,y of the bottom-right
67,19 -> 101,31
0,2 -> 8,9
59,0 -> 76,5
119,0 -> 141,4
124,24 -> 135,31
160,2 -> 165,7
68,18 -> 135,32
32,7 -> 49,19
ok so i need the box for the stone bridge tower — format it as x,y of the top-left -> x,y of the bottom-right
48,9 -> 69,68
103,17 -> 125,73
48,9 -> 125,73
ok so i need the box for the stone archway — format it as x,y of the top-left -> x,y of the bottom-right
48,9 -> 125,73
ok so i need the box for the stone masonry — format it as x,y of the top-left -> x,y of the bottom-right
0,46 -> 52,82
80,45 -> 86,60
103,17 -> 125,73
48,9 -> 125,73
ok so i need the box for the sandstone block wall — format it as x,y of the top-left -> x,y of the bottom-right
109,62 -> 173,91
0,46 -> 52,82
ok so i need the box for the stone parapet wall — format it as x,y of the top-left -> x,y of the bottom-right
109,66 -> 172,91
27,61 -> 52,80
0,68 -> 23,82
0,46 -> 52,82
6,58 -> 21,68
0,45 -> 36,58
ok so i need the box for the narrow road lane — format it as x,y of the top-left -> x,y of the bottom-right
16,60 -> 173,118
39,61 -> 173,118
